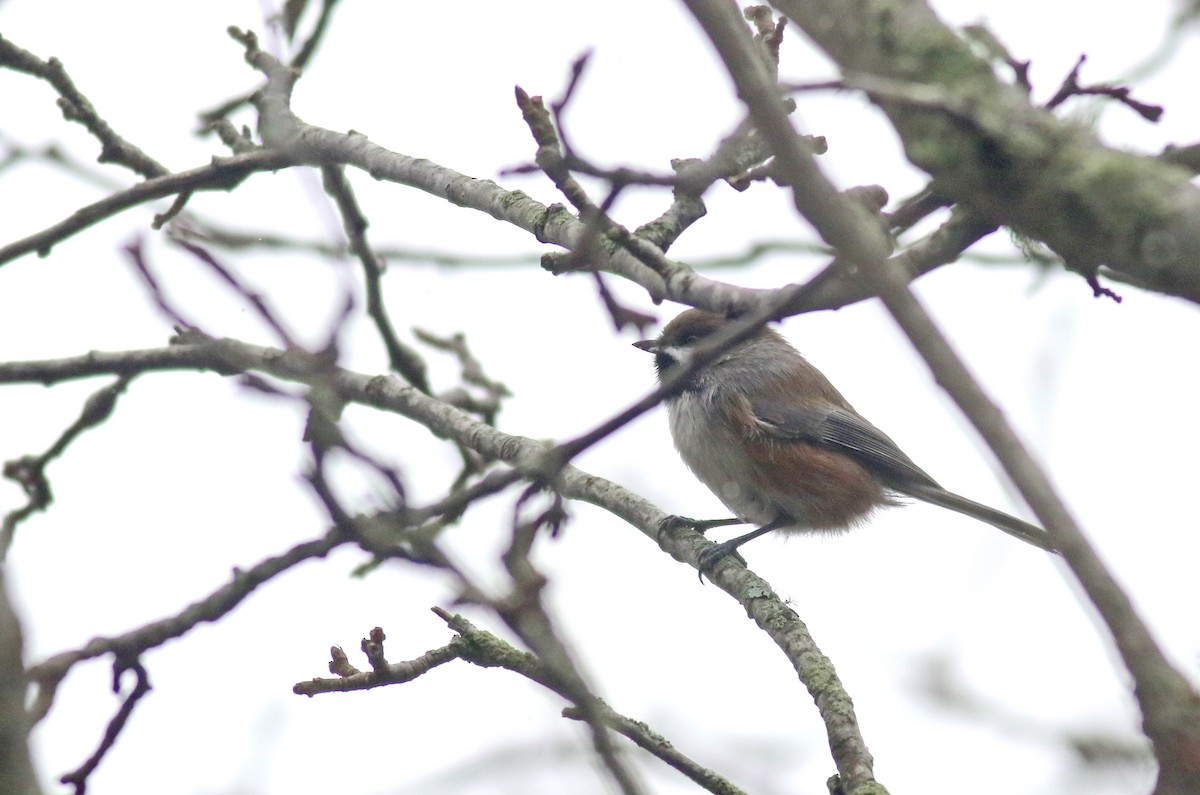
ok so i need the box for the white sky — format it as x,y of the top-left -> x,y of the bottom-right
1,2 -> 1196,794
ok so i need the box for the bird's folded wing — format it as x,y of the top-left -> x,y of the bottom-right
751,401 -> 942,491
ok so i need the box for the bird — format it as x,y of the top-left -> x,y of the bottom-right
633,308 -> 1056,574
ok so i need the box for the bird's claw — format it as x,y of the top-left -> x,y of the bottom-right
656,515 -> 744,544
695,540 -> 747,583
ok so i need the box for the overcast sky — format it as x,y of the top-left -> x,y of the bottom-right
1,2 -> 1196,794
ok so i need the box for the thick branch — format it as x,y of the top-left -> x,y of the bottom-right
709,3 -> 1200,793
771,0 -> 1200,304
0,569 -> 39,795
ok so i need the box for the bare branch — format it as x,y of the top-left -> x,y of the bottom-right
59,660 -> 151,795
1044,54 -> 1164,118
1,376 -> 133,557
27,528 -> 344,723
320,164 -> 431,391
197,0 -> 345,128
293,627 -> 461,695
0,35 -> 166,178
704,2 -> 1200,791
562,702 -> 750,795
0,150 -> 293,267
772,0 -> 1200,304
0,569 -> 39,795
1,333 -> 864,784
412,327 -> 511,421
439,609 -> 749,795
174,239 -> 302,346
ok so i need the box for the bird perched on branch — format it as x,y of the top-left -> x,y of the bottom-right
634,308 -> 1056,575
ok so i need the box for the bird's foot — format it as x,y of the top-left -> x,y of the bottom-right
656,515 -> 744,544
696,539 -> 747,583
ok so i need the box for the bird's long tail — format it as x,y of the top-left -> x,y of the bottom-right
905,485 -> 1057,553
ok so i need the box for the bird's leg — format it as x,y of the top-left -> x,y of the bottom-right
696,518 -> 788,581
655,515 -> 744,544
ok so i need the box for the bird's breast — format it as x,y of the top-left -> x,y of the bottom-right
666,390 -> 780,526
665,390 -> 886,532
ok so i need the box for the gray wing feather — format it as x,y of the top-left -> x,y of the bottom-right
752,401 -> 941,490
752,400 -> 1056,552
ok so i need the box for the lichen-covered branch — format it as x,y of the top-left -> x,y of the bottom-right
771,0 -> 1200,303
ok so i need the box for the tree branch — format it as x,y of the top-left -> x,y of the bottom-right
702,3 -> 1200,792
0,149 -> 293,267
0,35 -> 167,179
26,528 -> 345,724
4,334 -> 870,793
771,0 -> 1200,304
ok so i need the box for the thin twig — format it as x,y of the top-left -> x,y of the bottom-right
59,659 -> 152,795
0,149 -> 293,267
1,376 -> 133,558
197,0 -> 345,127
0,36 -> 166,178
28,528 -> 345,723
320,164 -> 431,391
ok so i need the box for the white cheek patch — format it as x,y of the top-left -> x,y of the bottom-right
660,344 -> 692,368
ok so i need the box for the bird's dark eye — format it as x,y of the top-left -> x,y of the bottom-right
676,329 -> 706,345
